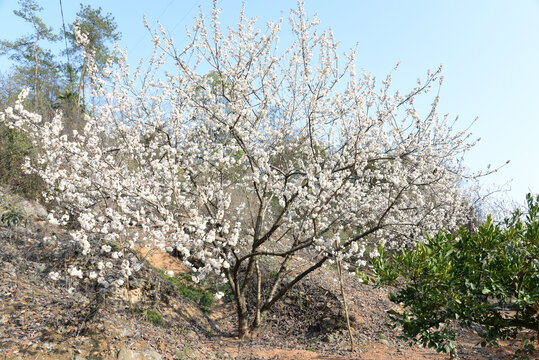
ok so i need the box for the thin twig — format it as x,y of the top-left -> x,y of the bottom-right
335,241 -> 354,352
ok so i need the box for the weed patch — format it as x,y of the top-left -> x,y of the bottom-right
157,270 -> 225,312
143,309 -> 163,327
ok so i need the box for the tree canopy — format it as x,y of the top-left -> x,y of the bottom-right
1,1 -> 483,340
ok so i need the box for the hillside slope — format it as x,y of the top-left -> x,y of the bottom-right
0,219 -> 534,360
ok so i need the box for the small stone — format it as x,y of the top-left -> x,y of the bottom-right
184,330 -> 197,341
121,328 -> 134,337
19,199 -> 47,221
142,349 -> 162,360
33,262 -> 47,273
4,262 -> 16,277
117,347 -> 140,360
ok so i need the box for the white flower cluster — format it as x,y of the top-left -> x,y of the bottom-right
68,266 -> 83,279
49,271 -> 61,281
74,22 -> 90,47
0,2 -> 479,303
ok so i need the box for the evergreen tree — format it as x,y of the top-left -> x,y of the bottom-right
0,0 -> 59,111
64,4 -> 121,107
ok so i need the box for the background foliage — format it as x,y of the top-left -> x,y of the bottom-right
0,0 -> 120,198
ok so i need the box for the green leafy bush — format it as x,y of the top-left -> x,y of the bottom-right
0,125 -> 45,199
368,194 -> 538,359
0,202 -> 29,242
1,207 -> 23,228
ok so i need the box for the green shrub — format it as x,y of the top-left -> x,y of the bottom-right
1,202 -> 29,242
1,207 -> 23,228
0,125 -> 44,199
368,194 -> 539,359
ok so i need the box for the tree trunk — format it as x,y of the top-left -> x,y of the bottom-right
33,31 -> 40,108
249,309 -> 267,338
235,263 -> 267,339
236,294 -> 250,339
77,60 -> 87,108
336,255 -> 355,352
253,259 -> 262,335
448,321 -> 459,359
237,308 -> 250,339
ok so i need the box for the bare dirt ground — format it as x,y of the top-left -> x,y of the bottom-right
0,224 -> 536,360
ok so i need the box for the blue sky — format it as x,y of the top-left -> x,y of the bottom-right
1,0 -> 538,204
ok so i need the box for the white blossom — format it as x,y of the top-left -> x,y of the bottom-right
49,271 -> 61,281
68,266 -> 83,279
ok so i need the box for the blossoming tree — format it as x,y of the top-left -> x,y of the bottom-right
1,2 -> 478,338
